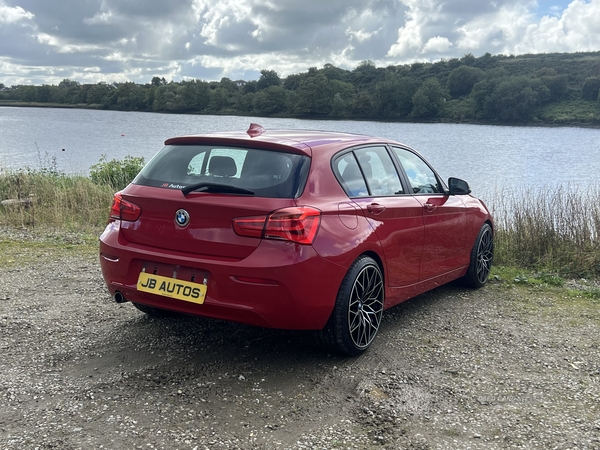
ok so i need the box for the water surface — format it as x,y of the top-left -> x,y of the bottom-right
1,106 -> 599,195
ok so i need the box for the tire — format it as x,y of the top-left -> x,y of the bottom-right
132,302 -> 179,317
463,223 -> 494,288
316,256 -> 384,356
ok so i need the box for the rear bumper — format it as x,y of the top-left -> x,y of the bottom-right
99,222 -> 347,330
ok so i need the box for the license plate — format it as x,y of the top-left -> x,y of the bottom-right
137,272 -> 207,305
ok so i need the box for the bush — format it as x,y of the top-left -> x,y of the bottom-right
581,77 -> 600,101
89,155 -> 145,191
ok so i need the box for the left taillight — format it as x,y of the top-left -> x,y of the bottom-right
109,192 -> 141,222
233,206 -> 321,245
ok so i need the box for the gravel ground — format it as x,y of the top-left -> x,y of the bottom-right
1,229 -> 599,449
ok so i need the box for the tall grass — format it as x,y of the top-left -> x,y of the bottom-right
487,184 -> 600,277
0,154 -> 144,232
0,169 -> 114,231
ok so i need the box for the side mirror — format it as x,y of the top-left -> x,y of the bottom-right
448,177 -> 471,195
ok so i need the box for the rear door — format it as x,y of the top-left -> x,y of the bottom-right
334,146 -> 424,287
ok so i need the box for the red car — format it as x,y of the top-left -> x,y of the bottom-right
99,123 -> 493,355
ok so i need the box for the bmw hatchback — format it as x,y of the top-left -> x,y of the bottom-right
99,123 -> 493,355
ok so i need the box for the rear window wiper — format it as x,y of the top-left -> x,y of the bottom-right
181,182 -> 255,196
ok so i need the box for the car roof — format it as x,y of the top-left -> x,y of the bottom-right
163,124 -> 399,157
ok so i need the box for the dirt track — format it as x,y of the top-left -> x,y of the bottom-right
1,238 -> 599,449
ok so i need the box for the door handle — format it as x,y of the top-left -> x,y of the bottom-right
367,203 -> 386,215
424,203 -> 437,213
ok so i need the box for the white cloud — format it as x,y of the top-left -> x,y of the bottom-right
1,0 -> 600,86
0,3 -> 34,24
423,36 -> 452,53
454,0 -> 600,55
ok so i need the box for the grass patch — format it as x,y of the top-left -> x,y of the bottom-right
0,236 -> 99,269
537,100 -> 600,125
491,266 -> 565,287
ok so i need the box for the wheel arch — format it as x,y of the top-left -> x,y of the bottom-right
359,250 -> 385,283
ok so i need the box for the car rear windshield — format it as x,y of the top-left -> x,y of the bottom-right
133,145 -> 311,198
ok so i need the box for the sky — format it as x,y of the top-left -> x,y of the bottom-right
0,0 -> 599,86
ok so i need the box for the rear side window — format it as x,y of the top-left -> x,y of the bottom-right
134,145 -> 310,198
334,146 -> 404,197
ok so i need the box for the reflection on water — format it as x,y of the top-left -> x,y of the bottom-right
1,106 -> 599,194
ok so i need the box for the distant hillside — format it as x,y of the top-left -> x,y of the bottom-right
2,51 -> 600,126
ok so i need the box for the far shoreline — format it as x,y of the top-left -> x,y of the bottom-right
1,101 -> 599,130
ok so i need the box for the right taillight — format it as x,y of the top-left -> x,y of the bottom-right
109,192 -> 141,222
233,206 -> 321,245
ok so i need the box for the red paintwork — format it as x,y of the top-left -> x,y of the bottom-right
99,127 -> 492,330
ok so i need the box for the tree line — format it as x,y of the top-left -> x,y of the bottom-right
2,51 -> 600,125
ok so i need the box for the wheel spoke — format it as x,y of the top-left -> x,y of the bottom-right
347,264 -> 384,350
476,228 -> 493,283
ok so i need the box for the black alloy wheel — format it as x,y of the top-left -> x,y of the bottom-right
463,223 -> 494,288
316,256 -> 384,356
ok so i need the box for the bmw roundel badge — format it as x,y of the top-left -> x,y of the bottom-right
175,209 -> 190,227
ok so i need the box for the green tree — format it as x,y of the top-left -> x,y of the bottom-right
411,78 -> 447,118
460,53 -> 476,66
186,80 -> 210,111
253,86 -> 288,115
351,60 -> 383,88
115,82 -> 146,110
218,77 -> 238,93
243,80 -> 258,94
256,70 -> 281,90
153,84 -> 176,111
321,64 -> 349,82
283,73 -> 305,91
541,75 -> 568,101
330,93 -> 349,117
447,65 -> 485,98
58,79 -> 80,89
350,91 -> 375,118
294,74 -> 334,115
484,77 -> 549,121
36,85 -> 52,103
86,83 -> 111,105
238,92 -> 255,113
374,74 -> 417,118
581,77 -> 600,101
208,88 -> 231,112
150,76 -> 167,87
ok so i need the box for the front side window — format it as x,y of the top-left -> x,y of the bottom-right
134,145 -> 309,198
392,147 -> 443,194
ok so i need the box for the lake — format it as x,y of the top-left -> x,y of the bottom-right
1,106 -> 599,195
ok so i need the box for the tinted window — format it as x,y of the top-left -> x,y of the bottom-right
134,145 -> 310,198
354,147 -> 404,196
334,147 -> 404,197
334,153 -> 369,197
393,147 -> 443,194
